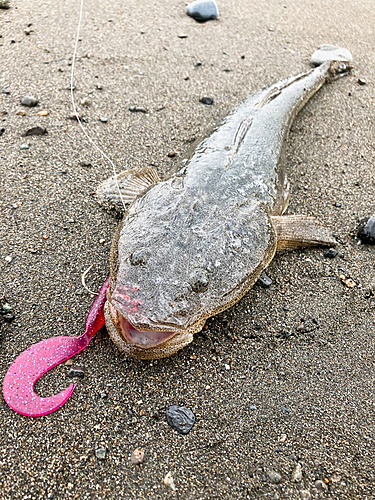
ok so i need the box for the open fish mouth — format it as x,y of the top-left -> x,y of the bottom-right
108,302 -> 177,349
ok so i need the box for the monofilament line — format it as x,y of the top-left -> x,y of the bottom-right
70,0 -> 127,211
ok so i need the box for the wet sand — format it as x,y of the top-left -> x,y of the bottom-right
1,0 -> 375,498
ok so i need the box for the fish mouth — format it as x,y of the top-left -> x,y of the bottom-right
108,302 -> 177,349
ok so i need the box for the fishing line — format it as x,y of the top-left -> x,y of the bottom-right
70,0 -> 126,211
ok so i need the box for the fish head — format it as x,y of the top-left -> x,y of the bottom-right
106,182 -> 277,359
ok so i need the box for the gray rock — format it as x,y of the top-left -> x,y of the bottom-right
300,491 -> 311,500
67,367 -> 85,378
310,45 -> 353,66
95,446 -> 106,460
256,271 -> 272,288
20,144 -> 30,150
187,0 -> 219,22
266,470 -> 282,484
357,216 -> 375,244
23,126 -> 47,136
315,479 -> 328,491
0,0 -> 10,9
21,95 -> 39,107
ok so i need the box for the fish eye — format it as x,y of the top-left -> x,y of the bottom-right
190,271 -> 210,293
130,249 -> 148,266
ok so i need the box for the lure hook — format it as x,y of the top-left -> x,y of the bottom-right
3,276 -> 110,417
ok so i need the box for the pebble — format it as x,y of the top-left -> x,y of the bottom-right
291,463 -> 303,482
16,110 -> 26,116
166,405 -> 195,434
357,216 -> 375,244
256,271 -> 272,288
130,448 -> 144,465
68,112 -> 83,121
37,110 -> 49,116
0,0 -> 10,9
25,29 -> 31,35
2,89 -> 10,94
0,128 -> 5,137
279,433 -> 287,442
300,491 -> 311,500
23,126 -> 47,136
67,367 -> 85,378
100,117 -> 108,123
2,304 -> 12,313
95,446 -> 106,460
200,97 -> 214,105
266,470 -> 282,484
315,480 -> 328,492
178,34 -> 188,39
358,78 -> 367,85
194,61 -> 202,67
20,144 -> 30,150
3,314 -> 15,323
163,471 -> 176,491
80,97 -> 91,107
324,248 -> 338,258
167,151 -> 177,157
129,106 -> 147,113
310,45 -> 353,66
21,95 -> 39,107
186,0 -> 219,22
5,256 -> 12,263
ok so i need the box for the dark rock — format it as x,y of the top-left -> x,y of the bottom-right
21,95 -> 39,107
358,78 -> 367,85
129,106 -> 147,113
256,272 -> 272,288
0,128 -> 5,137
23,126 -> 47,136
167,151 -> 177,158
324,248 -> 338,258
194,61 -> 202,67
67,367 -> 85,378
281,406 -> 290,414
3,314 -> 15,323
357,216 -> 375,244
187,0 -> 219,22
178,34 -> 188,39
199,97 -> 214,105
2,89 -> 10,94
0,0 -> 10,9
166,405 -> 195,434
80,160 -> 92,168
310,45 -> 353,66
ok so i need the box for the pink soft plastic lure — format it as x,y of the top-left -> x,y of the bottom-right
2,276 -> 110,417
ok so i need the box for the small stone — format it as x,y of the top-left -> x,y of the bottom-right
300,491 -> 311,500
23,126 -> 47,136
95,446 -> 106,460
80,160 -> 92,167
291,463 -> 303,482
68,112 -> 83,121
340,275 -> 357,288
0,128 -> 5,137
96,83 -> 103,90
5,256 -> 12,263
334,202 -> 341,207
37,110 -> 49,116
99,238 -> 105,244
324,248 -> 338,258
310,45 -> 353,66
167,151 -> 177,157
358,78 -> 367,85
256,271 -> 272,288
279,433 -> 287,442
315,480 -> 328,492
129,106 -> 147,113
0,0 -> 10,9
187,0 -> 219,22
20,144 -> 30,150
357,216 -> 375,244
2,89 -> 10,94
21,95 -> 39,107
266,470 -> 282,484
194,61 -> 202,67
67,367 -> 85,378
100,117 -> 108,123
130,448 -> 144,465
200,97 -> 214,105
163,471 -> 176,491
80,97 -> 91,106
166,405 -> 195,434
183,73 -> 190,80
224,363 -> 230,370
139,409 -> 146,416
24,29 -> 31,35
16,110 -> 26,116
249,404 -> 257,410
65,359 -> 73,366
3,314 -> 15,323
2,304 -> 12,313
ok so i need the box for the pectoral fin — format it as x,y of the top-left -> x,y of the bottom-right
96,166 -> 160,213
271,215 -> 336,250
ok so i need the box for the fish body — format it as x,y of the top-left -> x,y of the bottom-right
102,59 -> 352,359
